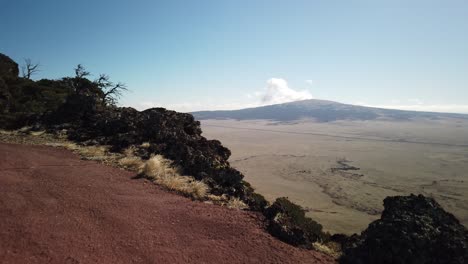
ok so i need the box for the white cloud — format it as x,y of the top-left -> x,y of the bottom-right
305,79 -> 314,85
129,77 -> 314,112
261,78 -> 313,105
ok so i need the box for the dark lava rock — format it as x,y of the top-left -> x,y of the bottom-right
0,53 -> 17,114
0,53 -> 19,79
0,78 -> 11,113
340,194 -> 468,264
265,197 -> 327,248
47,103 -> 246,196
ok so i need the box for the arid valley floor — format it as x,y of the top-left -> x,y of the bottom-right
201,118 -> 468,234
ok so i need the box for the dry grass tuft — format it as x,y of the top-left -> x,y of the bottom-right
139,155 -> 209,199
0,130 -> 14,135
118,156 -> 144,171
44,142 -> 110,161
138,155 -> 176,179
123,145 -> 137,157
78,145 -> 108,158
18,126 -> 32,133
187,180 -> 209,199
30,130 -> 46,136
312,242 -> 341,259
226,197 -> 248,210
206,194 -> 228,203
140,142 -> 151,148
45,142 -> 79,150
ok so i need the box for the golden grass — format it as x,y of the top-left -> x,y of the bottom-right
206,194 -> 228,203
123,146 -> 137,157
139,155 -> 209,200
140,142 -> 151,148
30,130 -> 46,136
0,129 -> 14,135
186,180 -> 209,199
139,155 -> 175,179
44,142 -> 110,161
78,145 -> 108,157
312,242 -> 341,259
45,142 -> 78,150
118,156 -> 144,171
226,197 -> 248,210
18,126 -> 32,133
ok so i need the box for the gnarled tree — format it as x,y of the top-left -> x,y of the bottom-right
21,58 -> 40,79
95,74 -> 128,106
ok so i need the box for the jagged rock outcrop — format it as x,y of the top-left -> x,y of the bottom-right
0,53 -> 17,113
47,104 -> 247,196
0,53 -> 19,79
0,78 -> 11,113
340,194 -> 468,264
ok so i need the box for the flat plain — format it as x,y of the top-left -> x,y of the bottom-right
200,118 -> 468,234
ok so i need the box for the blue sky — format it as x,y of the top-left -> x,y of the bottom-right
1,0 -> 468,113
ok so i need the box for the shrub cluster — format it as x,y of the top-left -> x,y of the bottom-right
264,197 -> 329,248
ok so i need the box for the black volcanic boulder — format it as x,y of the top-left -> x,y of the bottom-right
0,53 -> 17,116
0,78 -> 11,113
52,106 -> 245,196
340,194 -> 468,264
0,53 -> 19,79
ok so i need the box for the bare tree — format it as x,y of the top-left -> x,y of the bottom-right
74,64 -> 90,78
95,74 -> 129,105
21,58 -> 40,79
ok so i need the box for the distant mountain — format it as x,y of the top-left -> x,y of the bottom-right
192,99 -> 468,122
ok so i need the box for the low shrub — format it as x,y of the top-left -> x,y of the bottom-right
265,197 -> 328,248
245,192 -> 269,212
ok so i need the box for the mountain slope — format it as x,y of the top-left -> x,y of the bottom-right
192,99 -> 468,122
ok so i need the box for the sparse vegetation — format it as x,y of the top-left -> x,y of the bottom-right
140,142 -> 150,148
226,197 -> 248,210
138,155 -> 209,200
118,156 -> 144,171
206,194 -> 229,203
312,241 -> 341,259
265,197 -> 329,248
244,190 -> 269,212
138,155 -> 175,179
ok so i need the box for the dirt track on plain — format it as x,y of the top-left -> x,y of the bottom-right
0,143 -> 334,264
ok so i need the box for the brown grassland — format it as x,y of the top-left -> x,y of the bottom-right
201,118 -> 468,234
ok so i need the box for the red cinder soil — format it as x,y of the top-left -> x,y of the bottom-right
0,143 -> 335,264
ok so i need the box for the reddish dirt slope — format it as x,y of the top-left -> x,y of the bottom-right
0,143 -> 335,264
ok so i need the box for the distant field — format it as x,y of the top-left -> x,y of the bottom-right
200,118 -> 468,234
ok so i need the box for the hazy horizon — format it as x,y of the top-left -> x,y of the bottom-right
2,0 -> 467,113
185,98 -> 468,115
